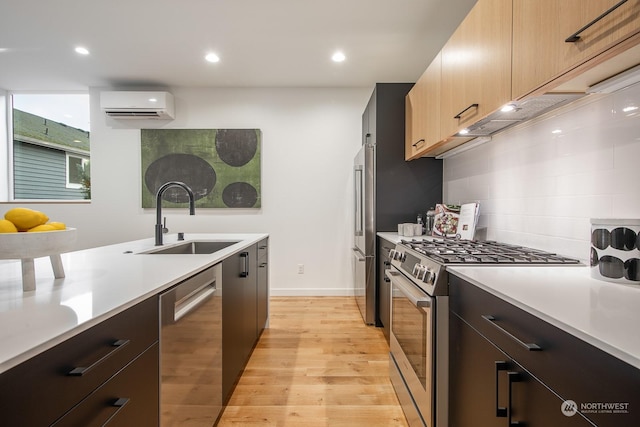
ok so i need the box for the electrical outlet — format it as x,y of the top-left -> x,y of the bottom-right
297,264 -> 304,274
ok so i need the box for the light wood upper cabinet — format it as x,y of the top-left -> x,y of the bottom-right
405,52 -> 441,160
440,0 -> 512,139
513,0 -> 640,99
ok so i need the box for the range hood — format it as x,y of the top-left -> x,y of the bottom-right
457,93 -> 584,137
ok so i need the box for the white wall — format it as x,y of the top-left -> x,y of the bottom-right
443,82 -> 640,261
2,87 -> 371,295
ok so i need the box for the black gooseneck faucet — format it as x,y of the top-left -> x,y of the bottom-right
155,181 -> 195,246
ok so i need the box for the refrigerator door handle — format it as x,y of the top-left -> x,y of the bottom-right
354,165 -> 364,237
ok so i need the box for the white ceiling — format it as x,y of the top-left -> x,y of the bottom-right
0,0 -> 477,91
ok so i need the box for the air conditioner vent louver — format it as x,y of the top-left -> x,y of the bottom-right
105,111 -> 163,118
100,91 -> 175,120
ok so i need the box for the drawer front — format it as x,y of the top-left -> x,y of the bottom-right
53,343 -> 159,427
0,297 -> 158,426
449,275 -> 640,427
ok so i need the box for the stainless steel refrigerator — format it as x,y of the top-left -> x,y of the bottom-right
352,83 -> 442,325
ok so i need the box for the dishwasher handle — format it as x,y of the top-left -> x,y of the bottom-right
174,283 -> 216,322
160,265 -> 218,325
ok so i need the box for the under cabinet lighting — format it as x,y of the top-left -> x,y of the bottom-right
501,104 -> 516,113
435,136 -> 492,159
458,128 -> 470,135
74,46 -> 89,55
587,64 -> 640,94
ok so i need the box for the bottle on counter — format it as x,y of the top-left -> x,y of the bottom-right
425,207 -> 436,235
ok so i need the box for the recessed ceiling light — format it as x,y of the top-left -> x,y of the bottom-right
148,98 -> 157,103
205,52 -> 220,63
551,129 -> 562,134
74,46 -> 89,55
332,51 -> 346,63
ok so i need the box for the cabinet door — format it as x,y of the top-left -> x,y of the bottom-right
449,313 -> 594,427
405,52 -> 441,160
440,0 -> 512,138
449,312 -> 508,426
222,245 -> 258,401
222,252 -> 246,400
513,0 -> 640,98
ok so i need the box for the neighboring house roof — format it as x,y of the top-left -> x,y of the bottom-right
13,109 -> 90,154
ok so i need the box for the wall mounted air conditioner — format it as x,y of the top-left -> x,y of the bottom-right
100,91 -> 175,119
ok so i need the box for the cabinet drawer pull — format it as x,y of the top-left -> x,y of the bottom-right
482,315 -> 541,351
495,361 -> 508,418
565,0 -> 629,42
453,103 -> 479,119
68,339 -> 130,376
103,397 -> 130,425
412,138 -> 425,147
507,372 -> 522,426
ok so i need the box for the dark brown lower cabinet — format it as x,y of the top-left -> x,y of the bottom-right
52,343 -> 159,427
449,274 -> 640,427
0,297 -> 159,426
449,313 -> 593,426
222,242 -> 259,402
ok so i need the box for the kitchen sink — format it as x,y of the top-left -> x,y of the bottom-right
141,240 -> 240,255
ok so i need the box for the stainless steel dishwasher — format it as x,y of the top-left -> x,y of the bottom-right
159,263 -> 222,426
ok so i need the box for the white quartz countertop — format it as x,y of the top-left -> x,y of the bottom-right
448,266 -> 640,370
0,233 -> 267,373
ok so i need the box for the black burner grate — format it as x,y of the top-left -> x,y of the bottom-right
400,239 -> 580,265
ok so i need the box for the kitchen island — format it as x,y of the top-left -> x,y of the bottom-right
0,232 -> 267,373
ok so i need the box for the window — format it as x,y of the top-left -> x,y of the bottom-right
66,153 -> 89,188
10,93 -> 90,200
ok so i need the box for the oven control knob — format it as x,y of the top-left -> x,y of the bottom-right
423,269 -> 436,285
413,264 -> 424,281
389,249 -> 397,260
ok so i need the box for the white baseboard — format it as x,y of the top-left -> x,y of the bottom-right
269,288 -> 355,297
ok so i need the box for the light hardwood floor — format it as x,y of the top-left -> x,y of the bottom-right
217,297 -> 409,427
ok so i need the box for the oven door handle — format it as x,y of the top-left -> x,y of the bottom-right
386,269 -> 431,308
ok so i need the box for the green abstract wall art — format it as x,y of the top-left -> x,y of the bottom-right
141,129 -> 261,208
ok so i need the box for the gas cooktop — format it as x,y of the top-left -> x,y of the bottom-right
399,239 -> 581,265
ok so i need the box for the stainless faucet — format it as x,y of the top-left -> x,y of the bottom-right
155,181 -> 195,246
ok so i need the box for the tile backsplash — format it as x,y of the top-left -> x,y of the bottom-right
443,82 -> 640,261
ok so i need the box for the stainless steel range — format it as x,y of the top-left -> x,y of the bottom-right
386,238 -> 580,427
